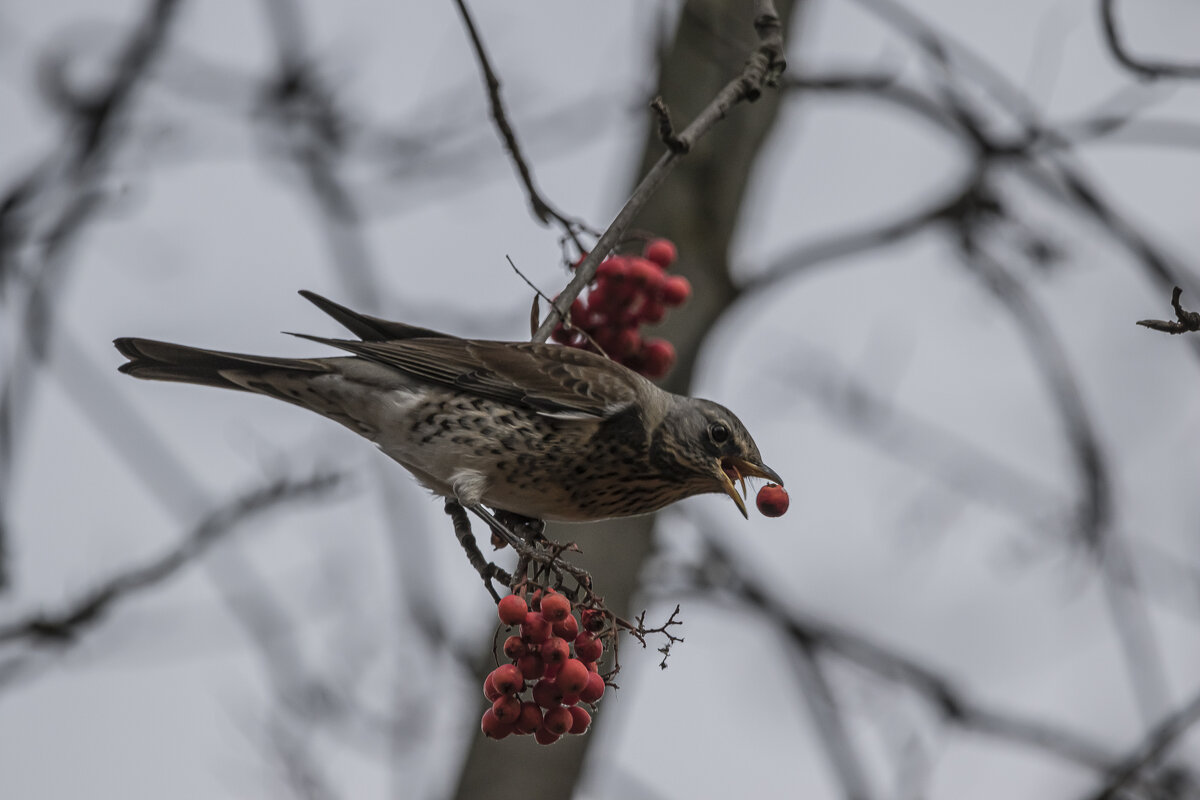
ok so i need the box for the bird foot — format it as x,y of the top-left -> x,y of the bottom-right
493,510 -> 547,546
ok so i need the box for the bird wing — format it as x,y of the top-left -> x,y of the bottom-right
298,290 -> 457,342
291,335 -> 643,418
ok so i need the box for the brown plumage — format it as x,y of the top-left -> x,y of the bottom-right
114,291 -> 781,521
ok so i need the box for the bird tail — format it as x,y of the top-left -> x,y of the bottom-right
114,337 -> 327,393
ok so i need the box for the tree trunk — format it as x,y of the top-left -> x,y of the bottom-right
450,2 -> 801,797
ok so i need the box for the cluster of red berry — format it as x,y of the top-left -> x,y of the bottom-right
553,238 -> 691,379
480,589 -> 607,744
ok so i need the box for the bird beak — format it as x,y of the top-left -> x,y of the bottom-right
718,457 -> 784,519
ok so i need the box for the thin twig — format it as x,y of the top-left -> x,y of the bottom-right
451,0 -> 587,243
1137,287 -> 1200,334
650,97 -> 687,154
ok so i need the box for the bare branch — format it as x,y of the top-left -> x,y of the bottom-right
1085,687 -> 1200,800
690,531 -> 1117,771
786,639 -> 875,800
0,0 -> 186,591
451,0 -> 587,240
0,472 -> 340,650
532,1 -> 787,342
1099,0 -> 1200,81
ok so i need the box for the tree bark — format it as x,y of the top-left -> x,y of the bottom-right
450,2 -> 801,797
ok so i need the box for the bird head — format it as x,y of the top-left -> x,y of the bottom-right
654,397 -> 783,518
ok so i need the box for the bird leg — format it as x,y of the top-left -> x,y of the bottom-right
466,504 -> 525,550
444,500 -> 510,601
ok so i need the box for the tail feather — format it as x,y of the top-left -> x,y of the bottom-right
298,290 -> 455,342
114,337 -> 326,392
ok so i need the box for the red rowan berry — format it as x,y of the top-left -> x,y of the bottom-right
586,283 -> 610,311
756,483 -> 790,517
540,592 -> 571,623
541,636 -> 570,668
580,672 -> 606,703
503,635 -> 526,660
638,300 -> 666,325
557,659 -> 590,696
629,258 -> 664,287
596,257 -> 631,282
481,708 -> 514,740
497,595 -> 528,626
489,663 -> 523,695
567,705 -> 592,735
516,653 -> 546,681
543,706 -> 573,736
580,608 -> 606,632
644,239 -> 677,268
521,612 -> 550,644
569,298 -> 587,324
639,338 -> 675,379
532,678 -> 564,709
573,631 -> 604,663
660,275 -> 691,306
515,701 -> 543,734
483,673 -> 502,702
551,614 -> 579,642
492,695 -> 521,724
534,726 -> 560,745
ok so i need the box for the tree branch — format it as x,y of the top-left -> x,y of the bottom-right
1085,687 -> 1200,800
451,0 -> 589,241
1099,0 -> 1200,81
532,0 -> 787,342
0,472 -> 340,650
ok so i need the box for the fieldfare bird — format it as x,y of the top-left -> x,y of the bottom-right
114,291 -> 781,521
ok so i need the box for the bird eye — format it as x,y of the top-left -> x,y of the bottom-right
708,422 -> 730,443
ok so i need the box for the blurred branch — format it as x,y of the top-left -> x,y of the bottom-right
1137,287 -> 1200,334
532,0 -> 787,342
257,0 -> 381,311
1086,687 -> 1200,800
1098,0 -> 1200,81
0,0 -> 185,592
744,177 -> 974,291
0,472 -> 340,650
786,638 -> 875,800
688,530 -> 1118,771
966,250 -> 1110,549
268,712 -> 341,800
966,248 -> 1171,724
786,343 -> 1200,625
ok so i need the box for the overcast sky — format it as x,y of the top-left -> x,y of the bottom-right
2,1 -> 1199,798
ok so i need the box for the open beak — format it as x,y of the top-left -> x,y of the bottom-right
719,457 -> 784,519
